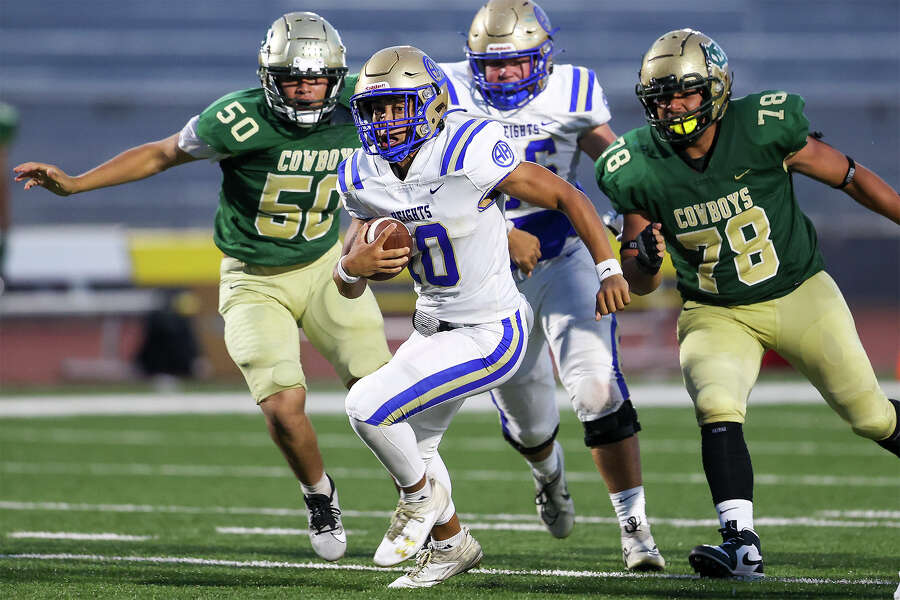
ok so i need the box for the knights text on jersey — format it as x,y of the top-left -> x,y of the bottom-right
440,60 -> 610,262
339,114 -> 523,324
179,88 -> 360,266
596,91 -> 824,306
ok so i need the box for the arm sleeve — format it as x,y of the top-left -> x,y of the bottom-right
776,93 -> 811,157
177,115 -> 232,161
340,191 -> 371,221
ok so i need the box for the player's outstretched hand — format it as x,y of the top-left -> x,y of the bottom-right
508,227 -> 541,277
13,162 -> 77,196
595,273 -> 631,317
343,222 -> 410,278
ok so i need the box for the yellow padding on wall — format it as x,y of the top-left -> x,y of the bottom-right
128,229 -> 221,286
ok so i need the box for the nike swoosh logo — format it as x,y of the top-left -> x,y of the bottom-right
718,507 -> 738,515
734,169 -> 751,181
617,492 -> 639,504
430,183 -> 444,194
540,120 -> 555,126
599,267 -> 612,279
742,554 -> 763,566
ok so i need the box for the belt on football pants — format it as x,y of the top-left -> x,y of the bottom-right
412,310 -> 473,337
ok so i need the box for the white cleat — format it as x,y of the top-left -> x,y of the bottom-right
689,521 -> 764,578
303,474 -> 346,561
388,527 -> 483,588
621,516 -> 665,571
374,477 -> 450,567
533,450 -> 575,538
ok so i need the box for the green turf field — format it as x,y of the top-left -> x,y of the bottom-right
1,398 -> 897,599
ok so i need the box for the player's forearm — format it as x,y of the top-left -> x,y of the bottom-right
844,164 -> 900,224
622,256 -> 662,295
333,254 -> 369,299
72,136 -> 183,194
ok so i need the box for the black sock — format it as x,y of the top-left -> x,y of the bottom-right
700,422 -> 754,504
876,399 -> 900,458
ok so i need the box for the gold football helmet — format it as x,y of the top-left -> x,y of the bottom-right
258,12 -> 348,127
350,46 -> 450,162
466,0 -> 556,110
636,29 -> 732,142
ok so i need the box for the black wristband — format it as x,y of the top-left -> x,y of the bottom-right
832,156 -> 856,189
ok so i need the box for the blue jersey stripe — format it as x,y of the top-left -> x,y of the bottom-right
440,118 -> 478,176
336,159 -> 348,194
585,69 -> 596,111
569,67 -> 582,113
364,310 -> 526,425
609,314 -> 630,401
446,77 -> 459,105
350,152 -> 363,190
453,119 -> 491,172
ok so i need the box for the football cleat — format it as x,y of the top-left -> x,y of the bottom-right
374,477 -> 450,567
388,527 -> 483,588
303,474 -> 346,561
689,520 -> 764,578
621,516 -> 666,571
533,450 -> 575,538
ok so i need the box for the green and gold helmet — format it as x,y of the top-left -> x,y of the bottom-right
350,46 -> 451,162
466,0 -> 556,110
636,29 -> 732,143
258,12 -> 349,127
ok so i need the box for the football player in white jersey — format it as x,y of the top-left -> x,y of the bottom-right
334,45 -> 630,588
438,0 -> 665,571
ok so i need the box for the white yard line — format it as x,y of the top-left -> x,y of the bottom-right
0,427 -> 881,456
216,527 -> 366,536
2,500 -> 898,530
2,381 -> 897,417
0,552 -> 892,587
8,531 -> 153,541
3,461 -> 898,487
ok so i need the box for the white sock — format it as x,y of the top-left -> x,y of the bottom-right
609,485 -> 647,532
401,477 -> 432,503
529,441 -> 562,481
430,528 -> 465,551
715,499 -> 754,531
300,472 -> 331,497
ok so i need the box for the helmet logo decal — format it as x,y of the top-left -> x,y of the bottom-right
423,56 -> 445,83
533,5 -> 553,35
364,81 -> 390,91
292,56 -> 326,71
486,42 -> 516,52
702,41 -> 728,70
491,140 -> 515,167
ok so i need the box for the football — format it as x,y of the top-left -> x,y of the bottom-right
363,217 -> 413,281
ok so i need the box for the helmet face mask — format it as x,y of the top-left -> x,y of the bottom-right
258,12 -> 349,127
636,29 -> 732,143
351,47 -> 450,162
466,0 -> 556,110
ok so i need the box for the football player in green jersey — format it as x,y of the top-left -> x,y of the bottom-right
13,12 -> 392,562
596,29 -> 900,578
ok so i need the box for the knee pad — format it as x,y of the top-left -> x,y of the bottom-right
582,399 -> 642,447
503,425 -> 558,454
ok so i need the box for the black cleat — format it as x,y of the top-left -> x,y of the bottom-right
689,520 -> 764,578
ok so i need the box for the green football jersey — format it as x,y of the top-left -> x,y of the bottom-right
0,102 -> 18,146
596,91 -> 825,306
196,87 -> 361,266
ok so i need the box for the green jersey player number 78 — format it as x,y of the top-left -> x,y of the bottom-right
14,12 -> 392,563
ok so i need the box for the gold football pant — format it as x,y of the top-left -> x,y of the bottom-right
219,242 -> 391,402
678,270 -> 896,440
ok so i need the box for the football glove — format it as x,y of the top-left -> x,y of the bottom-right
624,224 -> 663,275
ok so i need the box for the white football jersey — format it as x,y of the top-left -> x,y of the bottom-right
339,113 -> 523,324
440,60 -> 611,262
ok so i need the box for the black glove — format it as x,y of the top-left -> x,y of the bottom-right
623,224 -> 663,275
